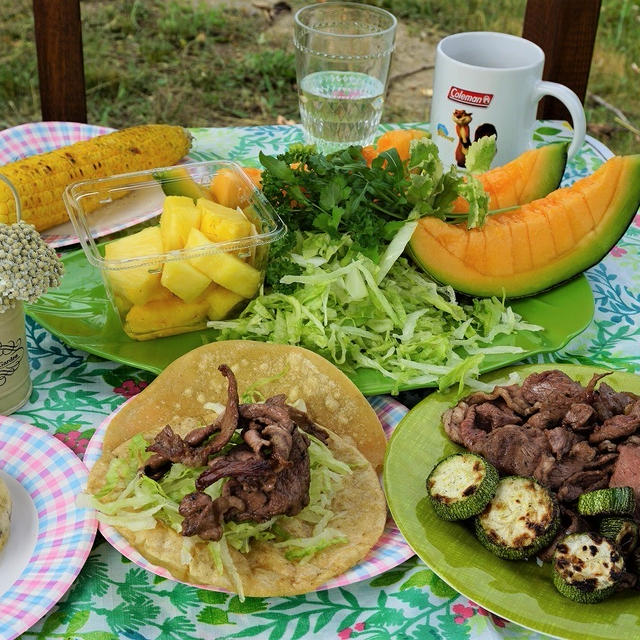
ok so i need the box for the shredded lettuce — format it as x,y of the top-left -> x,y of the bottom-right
276,528 -> 349,562
208,233 -> 542,395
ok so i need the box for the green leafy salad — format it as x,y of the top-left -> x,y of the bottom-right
208,135 -> 541,393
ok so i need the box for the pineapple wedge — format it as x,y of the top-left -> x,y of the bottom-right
124,296 -> 209,340
185,228 -> 262,298
104,226 -> 164,305
203,284 -> 245,320
161,259 -> 212,303
197,198 -> 252,243
160,195 -> 201,251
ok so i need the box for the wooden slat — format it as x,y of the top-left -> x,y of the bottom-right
33,0 -> 87,123
523,0 -> 601,120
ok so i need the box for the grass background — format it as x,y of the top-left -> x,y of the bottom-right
0,0 -> 638,154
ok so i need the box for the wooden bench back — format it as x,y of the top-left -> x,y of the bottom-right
33,0 -> 601,124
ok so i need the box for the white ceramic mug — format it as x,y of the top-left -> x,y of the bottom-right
430,31 -> 586,168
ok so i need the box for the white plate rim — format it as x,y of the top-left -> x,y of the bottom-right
0,415 -> 98,640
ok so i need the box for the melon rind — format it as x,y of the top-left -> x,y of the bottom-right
514,141 -> 569,206
408,155 -> 640,299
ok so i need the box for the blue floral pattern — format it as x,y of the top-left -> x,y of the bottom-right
13,122 -> 632,640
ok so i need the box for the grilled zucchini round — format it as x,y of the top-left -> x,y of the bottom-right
577,486 -> 636,517
599,517 -> 639,555
426,453 -> 499,521
552,532 -> 624,603
474,475 -> 560,560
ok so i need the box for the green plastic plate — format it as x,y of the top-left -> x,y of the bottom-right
27,249 -> 594,395
383,363 -> 639,640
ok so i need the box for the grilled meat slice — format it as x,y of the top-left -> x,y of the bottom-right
443,369 -> 640,513
144,364 -> 240,471
179,492 -> 244,541
589,412 -> 640,444
223,429 -> 311,522
195,446 -> 272,491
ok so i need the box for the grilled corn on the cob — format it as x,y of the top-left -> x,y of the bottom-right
0,124 -> 193,232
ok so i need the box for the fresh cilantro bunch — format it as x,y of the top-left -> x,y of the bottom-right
259,144 -> 412,289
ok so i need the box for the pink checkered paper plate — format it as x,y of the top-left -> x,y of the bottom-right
0,416 -> 98,640
0,122 -> 167,248
83,395 -> 414,592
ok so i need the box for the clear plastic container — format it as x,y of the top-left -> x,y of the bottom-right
63,160 -> 285,341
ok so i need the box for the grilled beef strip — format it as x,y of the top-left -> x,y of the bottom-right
589,411 -> 640,444
195,446 -> 273,490
241,395 -> 330,443
220,429 -> 311,523
179,492 -> 245,540
464,384 -> 532,415
144,364 -> 240,474
182,425 -> 312,539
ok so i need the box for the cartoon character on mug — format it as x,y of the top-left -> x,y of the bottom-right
451,109 -> 497,167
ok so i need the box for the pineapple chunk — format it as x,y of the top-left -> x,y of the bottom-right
204,284 -> 245,320
160,196 -> 201,251
104,226 -> 164,305
161,259 -> 212,303
147,285 -> 176,302
124,297 -> 209,340
197,198 -> 252,243
113,293 -> 132,316
185,228 -> 262,298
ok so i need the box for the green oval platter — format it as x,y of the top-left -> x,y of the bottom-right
383,362 -> 640,640
26,246 -> 594,396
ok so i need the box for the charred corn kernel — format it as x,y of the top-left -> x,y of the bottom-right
0,124 -> 192,232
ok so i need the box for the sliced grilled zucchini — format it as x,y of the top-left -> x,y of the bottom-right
577,487 -> 636,517
552,532 -> 624,603
474,476 -> 560,560
426,453 -> 499,521
599,517 -> 639,555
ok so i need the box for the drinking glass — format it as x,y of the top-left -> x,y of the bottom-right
293,2 -> 397,154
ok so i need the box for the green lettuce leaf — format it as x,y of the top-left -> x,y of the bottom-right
465,135 -> 496,174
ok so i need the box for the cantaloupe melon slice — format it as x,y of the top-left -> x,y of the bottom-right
450,141 -> 568,213
408,155 -> 640,298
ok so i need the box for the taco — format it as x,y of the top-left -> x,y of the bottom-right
86,340 -> 387,597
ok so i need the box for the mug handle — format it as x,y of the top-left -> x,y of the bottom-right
533,81 -> 586,160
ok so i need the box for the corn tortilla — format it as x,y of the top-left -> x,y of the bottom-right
89,341 -> 388,596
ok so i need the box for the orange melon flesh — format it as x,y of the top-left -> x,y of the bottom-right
483,217 -> 514,276
451,141 -> 568,213
408,155 -> 640,298
363,128 -> 430,166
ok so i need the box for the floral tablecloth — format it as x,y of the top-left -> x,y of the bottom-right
7,121 -> 638,640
